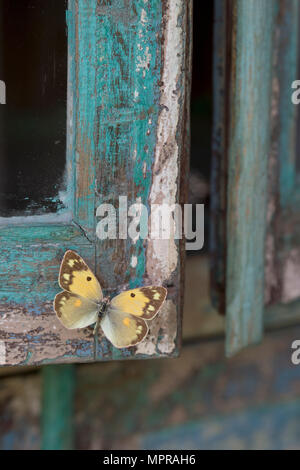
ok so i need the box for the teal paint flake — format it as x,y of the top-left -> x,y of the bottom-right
20,350 -> 33,365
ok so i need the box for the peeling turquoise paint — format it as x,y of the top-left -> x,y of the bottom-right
89,0 -> 163,296
19,350 -> 33,366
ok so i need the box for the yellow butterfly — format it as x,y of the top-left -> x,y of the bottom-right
53,250 -> 167,349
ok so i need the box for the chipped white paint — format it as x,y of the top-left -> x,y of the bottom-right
132,145 -> 137,161
157,302 -> 177,354
141,8 -> 147,25
136,46 -> 151,74
143,161 -> 147,178
137,7 -> 152,77
136,334 -> 157,356
130,255 -> 138,268
136,300 -> 177,356
0,341 -> 6,365
146,0 -> 184,283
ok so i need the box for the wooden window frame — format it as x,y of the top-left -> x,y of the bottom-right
0,0 -> 191,367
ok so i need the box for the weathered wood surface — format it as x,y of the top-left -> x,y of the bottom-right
0,254 -> 223,376
211,0 -> 276,355
211,0 -> 300,353
0,0 -> 192,366
265,0 -> 300,306
226,0 -> 275,355
1,323 -> 300,449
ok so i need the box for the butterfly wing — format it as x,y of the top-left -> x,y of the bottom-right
54,291 -> 98,329
58,250 -> 103,303
110,286 -> 167,320
100,307 -> 148,348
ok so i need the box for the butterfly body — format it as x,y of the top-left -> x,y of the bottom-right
97,297 -> 110,317
53,251 -> 167,349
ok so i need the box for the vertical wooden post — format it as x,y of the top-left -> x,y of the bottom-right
225,0 -> 276,356
41,365 -> 75,450
276,0 -> 299,208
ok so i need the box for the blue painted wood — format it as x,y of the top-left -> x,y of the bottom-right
0,0 -> 190,366
41,364 -> 75,450
67,0 -> 190,361
0,0 -> 97,366
275,0 -> 299,208
212,0 -> 300,334
225,0 -> 276,356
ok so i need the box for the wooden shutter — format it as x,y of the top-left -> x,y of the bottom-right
212,0 -> 300,356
